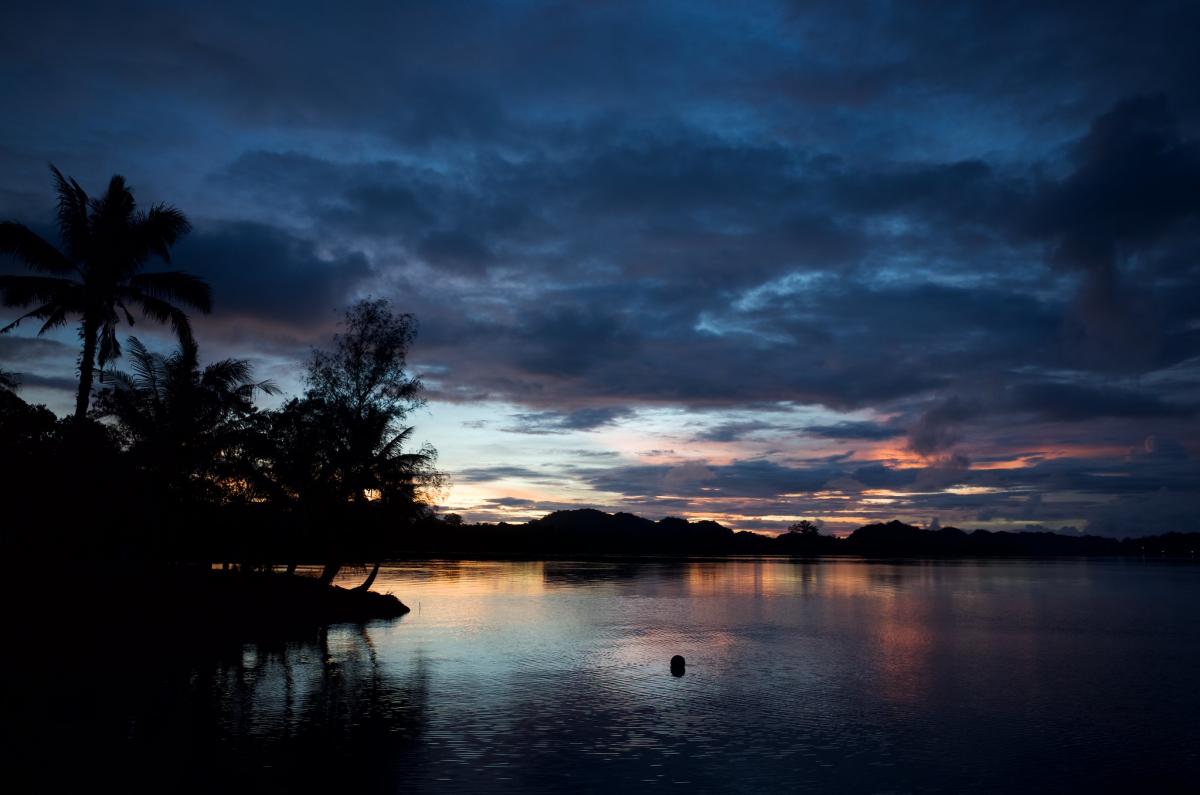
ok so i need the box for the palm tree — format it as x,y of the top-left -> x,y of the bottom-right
94,336 -> 279,503
260,394 -> 438,588
0,165 -> 211,420
262,299 -> 440,589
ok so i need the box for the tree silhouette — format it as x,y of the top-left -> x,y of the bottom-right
93,336 -> 279,505
0,165 -> 211,420
262,299 -> 439,587
787,520 -> 821,536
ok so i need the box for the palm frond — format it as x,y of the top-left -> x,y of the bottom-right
125,337 -> 164,393
0,274 -> 80,307
128,271 -> 212,313
390,451 -> 436,470
0,222 -> 74,274
378,425 -> 415,459
1,301 -> 64,334
49,164 -> 90,259
174,336 -> 200,371
97,368 -> 137,392
97,315 -> 123,366
130,293 -> 197,347
117,300 -> 136,326
36,303 -> 71,334
137,205 -> 192,262
203,358 -> 254,390
95,174 -> 135,222
256,378 -> 282,396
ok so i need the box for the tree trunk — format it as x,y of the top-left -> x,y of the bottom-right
353,560 -> 381,591
285,562 -> 298,576
73,316 -> 99,421
317,561 -> 342,586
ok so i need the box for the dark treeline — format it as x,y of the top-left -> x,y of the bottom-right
0,307 -> 438,587
393,509 -> 1200,559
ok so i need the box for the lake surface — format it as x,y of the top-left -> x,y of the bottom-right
61,559 -> 1200,791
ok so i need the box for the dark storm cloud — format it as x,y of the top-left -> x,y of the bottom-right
582,458 -> 870,501
1026,94 -> 1200,368
221,151 -> 439,236
417,230 -> 495,273
1030,95 -> 1200,270
1008,381 -> 1196,421
419,278 -> 1055,411
170,221 -> 373,329
176,95 -> 1196,417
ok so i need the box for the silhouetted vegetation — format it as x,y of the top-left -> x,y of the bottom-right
0,168 -> 437,622
1,302 -> 438,579
0,166 -> 210,420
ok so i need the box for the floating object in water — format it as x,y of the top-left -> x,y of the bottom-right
670,655 -> 686,676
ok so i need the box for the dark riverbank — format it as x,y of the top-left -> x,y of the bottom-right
8,565 -> 408,638
4,565 -> 408,792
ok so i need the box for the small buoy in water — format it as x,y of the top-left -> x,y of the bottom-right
670,655 -> 686,677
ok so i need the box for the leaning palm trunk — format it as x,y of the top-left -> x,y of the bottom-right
353,560 -> 381,591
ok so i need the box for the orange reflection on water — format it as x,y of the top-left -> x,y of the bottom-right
870,589 -> 934,704
678,560 -> 939,704
678,558 -> 919,600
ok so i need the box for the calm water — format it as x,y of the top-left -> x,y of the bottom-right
64,559 -> 1200,791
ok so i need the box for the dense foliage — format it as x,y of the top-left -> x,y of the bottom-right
0,168 -> 439,580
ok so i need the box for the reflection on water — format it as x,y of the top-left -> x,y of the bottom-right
30,559 -> 1200,792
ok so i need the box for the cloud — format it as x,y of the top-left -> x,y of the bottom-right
907,397 -> 977,457
483,496 -> 538,508
503,407 -> 635,434
804,420 -> 903,441
1027,95 -> 1200,368
693,420 -> 782,442
1008,381 -> 1195,421
170,221 -> 373,330
11,372 -> 77,391
455,465 -> 550,483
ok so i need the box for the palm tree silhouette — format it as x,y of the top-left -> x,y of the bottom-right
0,165 -> 211,420
94,336 -> 279,503
254,300 -> 439,588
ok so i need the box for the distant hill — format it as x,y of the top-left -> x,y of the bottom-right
401,510 -> 1199,558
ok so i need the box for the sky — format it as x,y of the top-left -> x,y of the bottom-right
1,0 -> 1198,536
